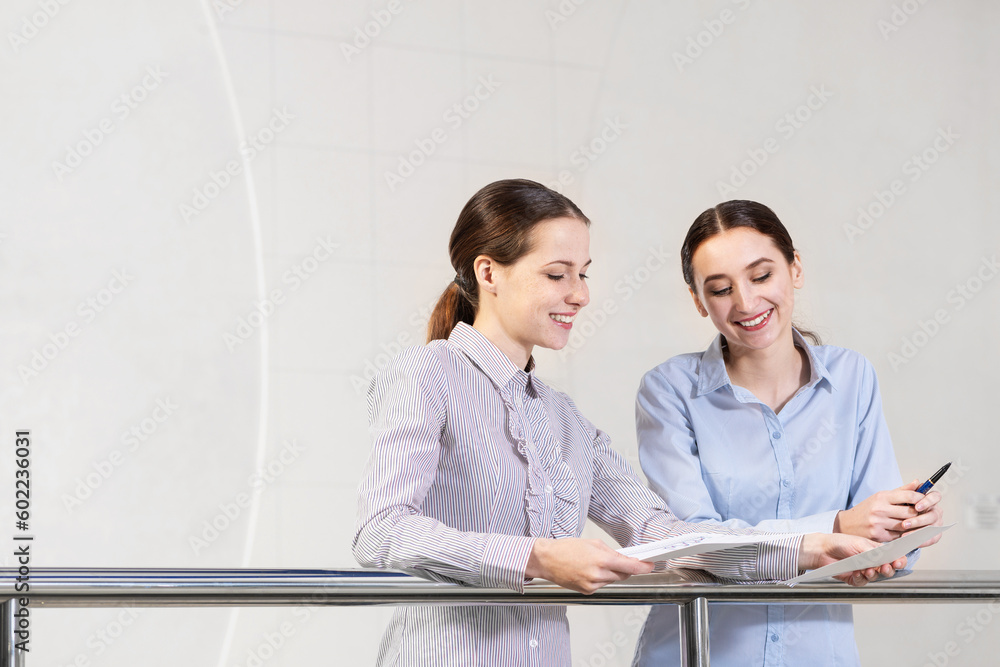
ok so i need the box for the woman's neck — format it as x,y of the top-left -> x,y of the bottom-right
723,330 -> 810,413
472,313 -> 532,371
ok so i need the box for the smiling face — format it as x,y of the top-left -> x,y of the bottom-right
689,226 -> 803,353
473,216 -> 591,367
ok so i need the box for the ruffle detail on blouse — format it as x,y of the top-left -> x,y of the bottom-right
501,385 -> 582,541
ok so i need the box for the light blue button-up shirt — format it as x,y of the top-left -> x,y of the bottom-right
632,331 -> 910,667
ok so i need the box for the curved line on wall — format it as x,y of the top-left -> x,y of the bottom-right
195,1 -> 271,665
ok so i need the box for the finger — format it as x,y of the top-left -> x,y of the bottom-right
609,554 -> 655,576
884,494 -> 925,513
914,491 -> 942,513
876,528 -> 904,542
834,572 -> 860,585
597,570 -> 632,585
899,480 -> 920,491
900,512 -> 935,531
905,505 -> 946,530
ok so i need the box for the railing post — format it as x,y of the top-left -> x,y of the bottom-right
678,596 -> 709,667
2,598 -> 25,667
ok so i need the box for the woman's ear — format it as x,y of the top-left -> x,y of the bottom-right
790,251 -> 804,289
690,287 -> 709,317
474,255 -> 500,296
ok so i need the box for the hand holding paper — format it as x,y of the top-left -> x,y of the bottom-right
786,524 -> 952,586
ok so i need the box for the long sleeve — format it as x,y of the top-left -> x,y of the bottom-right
352,346 -> 536,591
848,357 -> 904,509
636,366 -> 837,534
573,399 -> 802,583
849,357 -> 918,567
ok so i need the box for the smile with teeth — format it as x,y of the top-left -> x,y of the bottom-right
735,309 -> 773,328
550,314 -> 576,324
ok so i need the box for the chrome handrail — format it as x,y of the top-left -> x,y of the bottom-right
2,568 -> 998,666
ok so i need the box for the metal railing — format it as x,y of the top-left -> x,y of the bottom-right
2,568 -> 998,666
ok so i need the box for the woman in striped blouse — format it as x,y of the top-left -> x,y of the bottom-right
353,179 -> 903,667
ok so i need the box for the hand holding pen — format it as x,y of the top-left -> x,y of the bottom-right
834,462 -> 948,546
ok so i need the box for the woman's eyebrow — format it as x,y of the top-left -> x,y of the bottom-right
545,259 -> 593,268
703,257 -> 774,282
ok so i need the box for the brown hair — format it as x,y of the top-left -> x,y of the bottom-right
427,179 -> 590,342
680,200 -> 821,345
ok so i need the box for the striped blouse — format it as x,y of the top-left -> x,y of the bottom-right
353,322 -> 802,667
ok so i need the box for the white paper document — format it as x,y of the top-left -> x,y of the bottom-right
783,524 -> 952,586
617,533 -> 777,563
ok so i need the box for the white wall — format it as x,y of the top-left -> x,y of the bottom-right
1,1 -> 997,665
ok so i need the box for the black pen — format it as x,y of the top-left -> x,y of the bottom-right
915,462 -> 951,495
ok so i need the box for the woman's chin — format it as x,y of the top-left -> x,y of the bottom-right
539,332 -> 571,352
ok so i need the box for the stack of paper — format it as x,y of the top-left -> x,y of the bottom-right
617,533 -> 777,562
617,524 -> 951,586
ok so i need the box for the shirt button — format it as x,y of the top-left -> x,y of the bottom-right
529,639 -> 538,648
771,634 -> 779,642
782,480 -> 790,488
544,484 -> 553,494
772,431 -> 781,439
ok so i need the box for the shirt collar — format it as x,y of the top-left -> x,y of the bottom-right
448,322 -> 536,394
696,328 -> 836,396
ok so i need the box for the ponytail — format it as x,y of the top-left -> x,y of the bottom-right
427,279 -> 477,342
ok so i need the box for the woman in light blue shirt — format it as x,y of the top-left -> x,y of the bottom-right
632,200 -> 944,667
